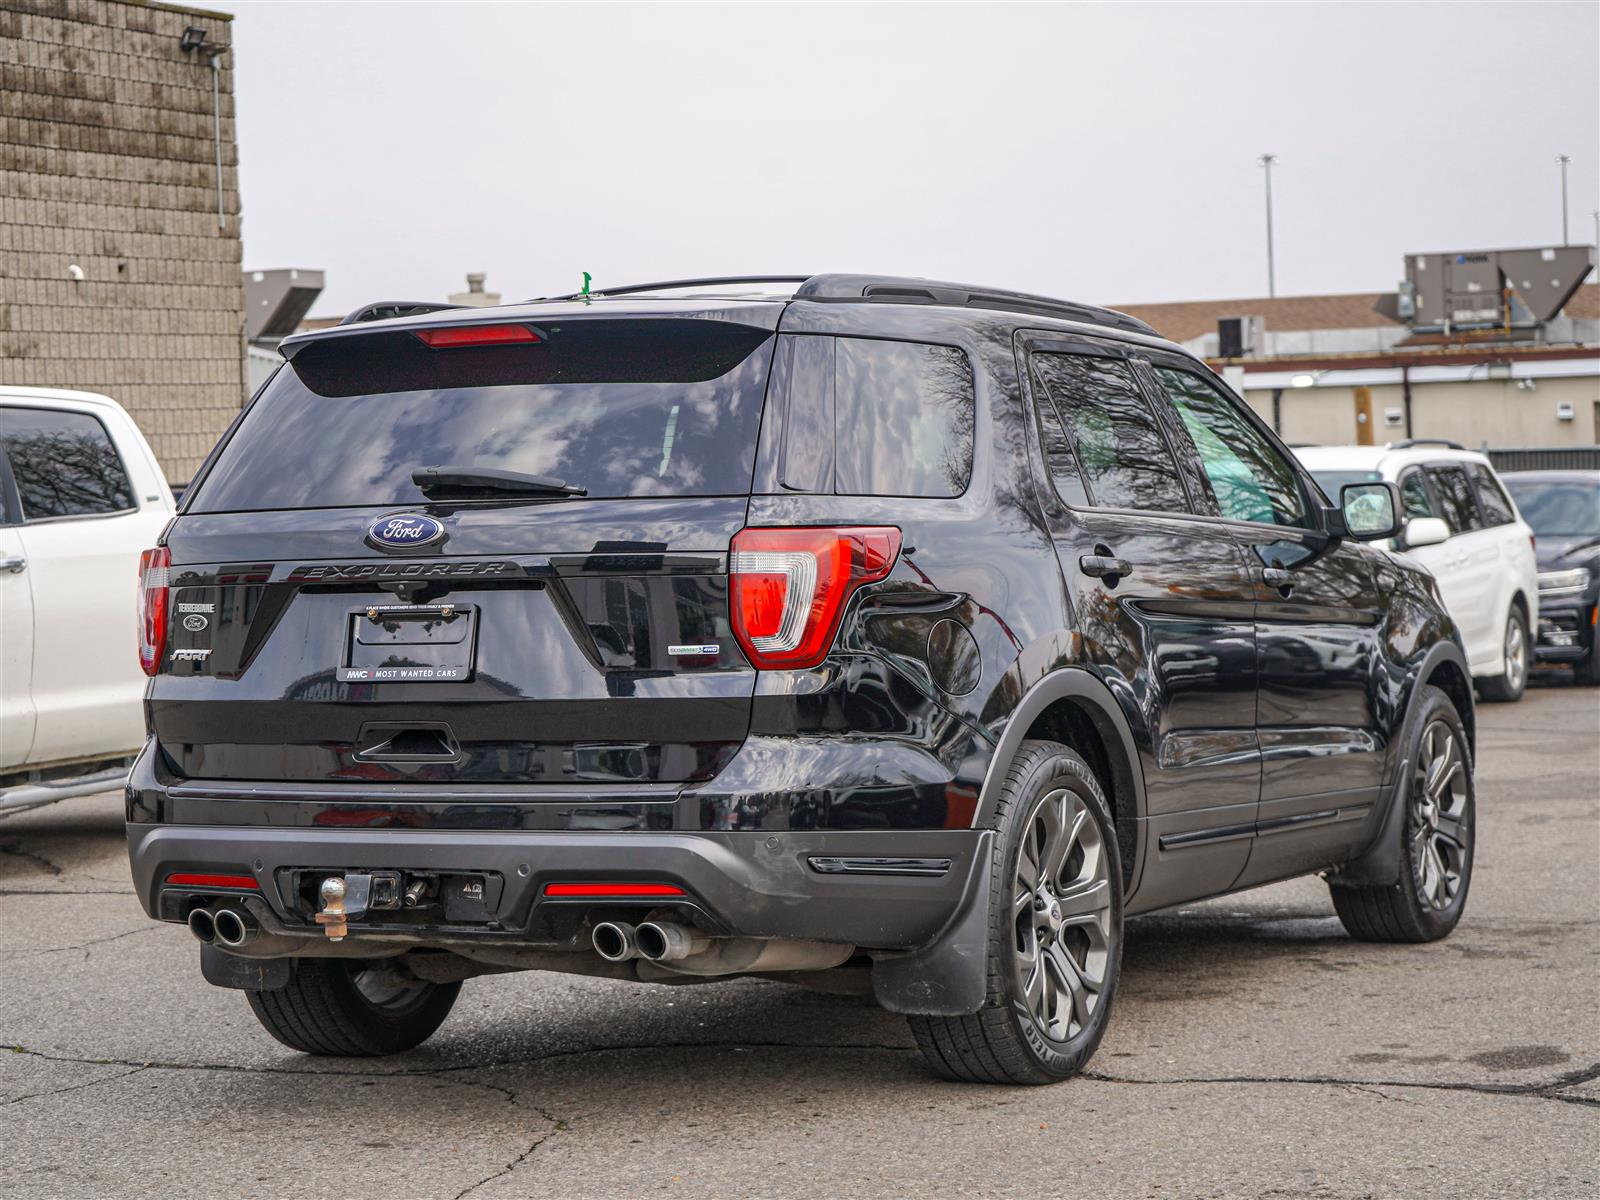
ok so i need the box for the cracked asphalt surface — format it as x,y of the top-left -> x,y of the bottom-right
2,681 -> 1595,1198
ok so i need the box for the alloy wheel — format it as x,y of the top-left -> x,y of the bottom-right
1409,720 -> 1470,911
1503,615 -> 1528,693
1010,787 -> 1115,1042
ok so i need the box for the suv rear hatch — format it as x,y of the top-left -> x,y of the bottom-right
151,304 -> 780,788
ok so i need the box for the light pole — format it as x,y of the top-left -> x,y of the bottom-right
1555,154 -> 1571,245
1258,153 -> 1278,298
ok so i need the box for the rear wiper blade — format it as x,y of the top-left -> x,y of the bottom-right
411,466 -> 588,497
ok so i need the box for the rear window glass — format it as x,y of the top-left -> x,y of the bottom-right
0,406 -> 135,520
189,320 -> 774,512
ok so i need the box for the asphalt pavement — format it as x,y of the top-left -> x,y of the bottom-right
2,679 -> 1596,1199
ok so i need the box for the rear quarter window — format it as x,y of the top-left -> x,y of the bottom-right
779,335 -> 975,498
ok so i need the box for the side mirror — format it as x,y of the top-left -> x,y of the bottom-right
1401,516 -> 1450,550
1337,481 -> 1402,541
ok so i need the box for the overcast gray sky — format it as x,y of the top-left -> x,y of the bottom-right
224,1 -> 1600,318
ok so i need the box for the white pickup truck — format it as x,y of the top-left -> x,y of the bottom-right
1,387 -> 175,814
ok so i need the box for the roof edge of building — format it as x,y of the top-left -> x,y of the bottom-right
113,0 -> 235,22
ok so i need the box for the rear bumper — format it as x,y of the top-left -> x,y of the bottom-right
127,814 -> 987,952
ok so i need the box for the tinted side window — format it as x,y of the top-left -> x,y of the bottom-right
833,338 -> 974,498
1151,366 -> 1309,528
779,336 -> 835,494
1032,353 -> 1189,513
0,407 -> 135,520
1033,385 -> 1090,507
1466,464 -> 1515,526
1399,470 -> 1437,519
1428,466 -> 1482,533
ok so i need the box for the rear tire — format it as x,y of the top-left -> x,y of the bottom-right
1329,686 -> 1473,943
1476,607 -> 1528,703
909,740 -> 1122,1085
245,959 -> 460,1056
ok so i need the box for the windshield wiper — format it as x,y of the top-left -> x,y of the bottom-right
411,466 -> 588,497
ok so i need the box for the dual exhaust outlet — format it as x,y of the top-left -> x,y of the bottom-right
592,919 -> 706,964
591,920 -> 854,976
187,905 -> 256,949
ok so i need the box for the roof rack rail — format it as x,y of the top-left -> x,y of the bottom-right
536,276 -> 812,303
1389,438 -> 1466,451
528,272 -> 1159,338
793,274 -> 1160,338
341,301 -> 468,326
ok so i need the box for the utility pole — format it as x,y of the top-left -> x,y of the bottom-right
1258,154 -> 1278,298
1555,154 -> 1571,245
1591,209 -> 1598,252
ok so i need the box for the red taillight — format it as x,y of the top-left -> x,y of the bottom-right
729,526 -> 901,670
543,882 -> 687,898
137,546 -> 170,676
165,872 -> 258,890
414,324 -> 541,349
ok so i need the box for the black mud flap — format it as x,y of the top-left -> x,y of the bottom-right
1328,756 -> 1411,888
870,830 -> 994,1016
200,943 -> 292,992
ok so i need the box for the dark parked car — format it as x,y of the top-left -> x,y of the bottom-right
1501,470 -> 1600,685
126,275 -> 1476,1084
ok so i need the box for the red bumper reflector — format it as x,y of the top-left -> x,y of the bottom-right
543,882 -> 686,898
414,324 -> 540,349
165,872 -> 258,890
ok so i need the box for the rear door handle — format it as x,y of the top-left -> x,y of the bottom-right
1080,554 -> 1132,579
0,555 -> 25,574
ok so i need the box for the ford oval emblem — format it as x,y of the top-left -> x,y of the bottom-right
366,513 -> 445,551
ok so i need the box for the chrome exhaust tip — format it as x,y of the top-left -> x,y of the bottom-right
592,921 -> 640,962
212,908 -> 254,948
186,908 -> 216,944
635,921 -> 707,963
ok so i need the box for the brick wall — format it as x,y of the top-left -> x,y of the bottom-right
0,0 -> 244,483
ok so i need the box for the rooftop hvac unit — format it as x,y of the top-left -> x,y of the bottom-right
1406,246 -> 1595,332
1217,315 -> 1264,358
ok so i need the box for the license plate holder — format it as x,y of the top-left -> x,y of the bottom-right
338,603 -> 477,683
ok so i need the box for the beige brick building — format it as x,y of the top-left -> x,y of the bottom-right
0,0 -> 243,483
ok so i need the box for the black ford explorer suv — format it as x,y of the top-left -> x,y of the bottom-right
127,274 -> 1477,1084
